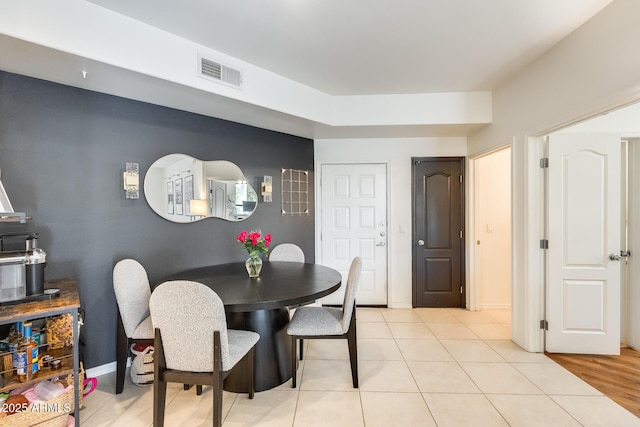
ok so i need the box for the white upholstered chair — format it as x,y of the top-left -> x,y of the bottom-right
268,243 -> 305,263
113,258 -> 154,394
150,280 -> 259,427
269,242 -> 307,356
287,256 -> 362,388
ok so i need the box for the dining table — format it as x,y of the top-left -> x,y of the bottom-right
162,261 -> 342,392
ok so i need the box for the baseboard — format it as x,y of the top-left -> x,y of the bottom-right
479,304 -> 511,310
85,359 -> 129,379
388,303 -> 412,309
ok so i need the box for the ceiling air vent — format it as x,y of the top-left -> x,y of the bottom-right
198,54 -> 243,89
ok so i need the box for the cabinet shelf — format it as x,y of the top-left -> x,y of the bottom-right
0,279 -> 80,426
0,348 -> 74,393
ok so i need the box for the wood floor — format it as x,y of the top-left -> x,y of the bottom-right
546,347 -> 640,417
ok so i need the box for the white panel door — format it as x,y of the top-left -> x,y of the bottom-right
547,133 -> 621,354
320,164 -> 387,305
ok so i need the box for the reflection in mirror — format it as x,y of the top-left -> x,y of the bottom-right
144,154 -> 258,222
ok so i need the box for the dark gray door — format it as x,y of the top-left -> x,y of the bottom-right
412,157 -> 465,307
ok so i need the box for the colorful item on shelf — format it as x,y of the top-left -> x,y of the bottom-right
46,313 -> 74,350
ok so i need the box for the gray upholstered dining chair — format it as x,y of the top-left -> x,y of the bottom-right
269,243 -> 305,263
287,256 -> 362,388
269,242 -> 306,356
150,280 -> 259,427
113,258 -> 154,394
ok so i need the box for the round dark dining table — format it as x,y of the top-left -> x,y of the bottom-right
162,261 -> 342,392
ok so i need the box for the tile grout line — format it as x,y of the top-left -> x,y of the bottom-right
452,309 -> 589,426
431,309 -> 532,427
444,309 -> 519,427
386,309 -> 443,426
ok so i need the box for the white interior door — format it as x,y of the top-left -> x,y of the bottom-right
547,133 -> 621,354
320,164 -> 387,305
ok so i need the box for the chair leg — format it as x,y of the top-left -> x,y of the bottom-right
299,338 -> 304,360
154,328 -> 168,427
196,385 -> 203,395
248,347 -> 255,399
213,370 -> 223,427
116,313 -> 128,394
347,325 -> 358,388
347,323 -> 358,388
291,336 -> 297,388
153,378 -> 167,427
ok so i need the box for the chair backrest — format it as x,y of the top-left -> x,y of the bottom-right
341,257 -> 362,332
149,280 -> 231,372
113,259 -> 152,337
269,243 -> 305,262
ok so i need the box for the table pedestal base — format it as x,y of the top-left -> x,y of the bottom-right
224,308 -> 292,392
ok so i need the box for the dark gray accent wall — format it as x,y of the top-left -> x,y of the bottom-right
0,71 -> 315,369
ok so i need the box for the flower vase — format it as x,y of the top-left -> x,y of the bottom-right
246,256 -> 263,278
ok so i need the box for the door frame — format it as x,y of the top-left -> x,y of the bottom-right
467,142 -> 513,311
411,156 -> 466,308
315,161 -> 391,306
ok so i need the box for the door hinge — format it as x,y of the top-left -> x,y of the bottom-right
540,158 -> 549,168
459,175 -> 463,184
459,230 -> 463,239
540,239 -> 549,249
460,285 -> 463,295
540,320 -> 548,330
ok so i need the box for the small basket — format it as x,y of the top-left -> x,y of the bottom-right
0,368 -> 84,427
130,345 -> 154,386
28,414 -> 68,427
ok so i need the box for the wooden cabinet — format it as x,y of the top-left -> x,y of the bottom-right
0,279 -> 80,426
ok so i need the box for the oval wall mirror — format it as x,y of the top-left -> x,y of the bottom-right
144,154 -> 258,222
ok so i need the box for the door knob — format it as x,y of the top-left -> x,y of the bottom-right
417,240 -> 425,246
610,251 -> 632,261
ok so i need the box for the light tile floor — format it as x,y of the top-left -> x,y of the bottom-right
80,308 -> 640,426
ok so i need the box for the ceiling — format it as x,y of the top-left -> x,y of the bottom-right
0,1 -> 615,139
89,0 -> 613,96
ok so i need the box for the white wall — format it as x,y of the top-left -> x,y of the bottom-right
476,148 -> 512,309
315,137 -> 467,308
560,102 -> 640,136
467,0 -> 640,351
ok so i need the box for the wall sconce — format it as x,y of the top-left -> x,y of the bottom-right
123,162 -> 140,199
261,175 -> 272,202
190,199 -> 208,219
